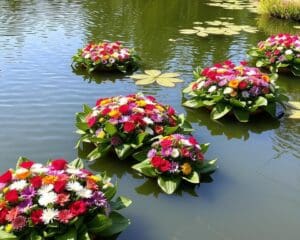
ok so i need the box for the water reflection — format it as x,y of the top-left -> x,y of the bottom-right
185,108 -> 281,140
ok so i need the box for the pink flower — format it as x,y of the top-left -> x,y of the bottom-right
12,215 -> 26,230
58,210 -> 74,223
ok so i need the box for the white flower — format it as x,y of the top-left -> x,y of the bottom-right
143,117 -> 154,125
208,85 -> 217,93
42,209 -> 58,224
277,46 -> 283,51
66,168 -> 81,175
67,181 -> 83,192
145,127 -> 154,135
38,192 -> 57,207
197,81 -> 205,89
119,97 -> 128,105
171,149 -> 180,158
180,139 -> 193,146
31,163 -> 48,174
76,188 -> 92,198
109,58 -> 115,64
247,70 -> 257,76
9,180 -> 27,191
38,184 -> 54,195
285,49 -> 293,55
223,87 -> 233,94
84,53 -> 91,59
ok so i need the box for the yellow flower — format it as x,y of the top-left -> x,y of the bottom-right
103,55 -> 110,60
108,109 -> 121,118
217,68 -> 227,74
97,130 -> 105,139
136,100 -> 147,107
155,105 -> 165,112
42,175 -> 58,185
181,163 -> 192,175
228,79 -> 239,89
5,224 -> 12,233
98,117 -> 105,123
2,187 -> 9,193
89,175 -> 102,182
15,168 -> 30,180
100,99 -> 111,106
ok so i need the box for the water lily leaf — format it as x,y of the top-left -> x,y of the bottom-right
135,78 -> 156,85
130,74 -> 150,79
193,26 -> 205,31
144,70 -> 161,77
157,175 -> 181,194
179,29 -> 199,34
156,78 -> 175,87
159,72 -> 181,78
163,77 -> 184,83
196,32 -> 209,37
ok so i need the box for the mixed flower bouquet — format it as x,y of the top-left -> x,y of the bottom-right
72,41 -> 140,73
248,33 -> 300,76
183,60 -> 288,122
132,134 -> 217,194
76,93 -> 193,161
0,158 -> 131,240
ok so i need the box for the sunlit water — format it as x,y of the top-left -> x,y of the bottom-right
0,1 -> 300,239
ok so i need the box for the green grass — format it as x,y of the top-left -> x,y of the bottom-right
259,0 -> 300,21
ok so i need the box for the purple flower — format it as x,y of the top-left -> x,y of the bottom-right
168,162 -> 179,173
111,136 -> 122,146
218,79 -> 228,87
161,147 -> 172,157
150,114 -> 163,123
21,186 -> 36,199
89,191 -> 107,207
249,86 -> 261,96
19,198 -> 33,212
147,149 -> 157,158
241,91 -> 250,98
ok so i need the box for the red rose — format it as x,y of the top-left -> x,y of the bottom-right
123,122 -> 135,133
0,208 -> 8,224
70,200 -> 87,216
154,125 -> 164,134
160,139 -> 173,148
159,160 -> 171,172
51,159 -> 68,170
167,107 -> 175,115
86,115 -> 97,128
119,105 -> 129,114
151,156 -> 171,173
30,176 -> 42,188
188,136 -> 198,145
151,156 -> 163,168
31,209 -> 43,225
238,81 -> 248,90
5,190 -> 19,203
0,170 -> 12,184
54,180 -> 67,193
19,161 -> 35,169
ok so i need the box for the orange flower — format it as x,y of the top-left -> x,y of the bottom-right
261,75 -> 270,82
42,175 -> 58,185
0,200 -> 6,209
230,91 -> 238,97
108,109 -> 121,118
228,79 -> 239,89
181,163 -> 192,175
15,169 -> 30,180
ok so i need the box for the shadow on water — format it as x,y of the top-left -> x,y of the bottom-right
184,107 -> 281,140
78,143 -> 213,198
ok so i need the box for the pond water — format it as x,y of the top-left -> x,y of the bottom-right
1,0 -> 300,239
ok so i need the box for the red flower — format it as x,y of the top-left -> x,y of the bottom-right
154,125 -> 164,134
0,170 -> 12,184
167,107 -> 175,115
240,61 -> 248,66
54,180 -> 67,193
145,104 -> 155,111
181,148 -> 190,157
5,190 -> 19,203
101,108 -> 111,116
160,139 -> 173,148
30,176 -> 42,188
19,161 -> 35,169
119,105 -> 129,114
0,208 -> 8,224
123,122 -> 135,133
262,87 -> 270,94
51,159 -> 68,170
146,96 -> 156,102
159,160 -> 171,172
86,115 -> 97,128
238,81 -> 248,90
31,209 -> 43,225
151,156 -> 171,173
151,156 -> 164,168
58,210 -> 74,224
188,136 -> 198,145
70,200 -> 87,216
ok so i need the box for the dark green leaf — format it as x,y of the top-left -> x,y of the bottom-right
104,122 -> 117,136
182,99 -> 204,108
57,227 -> 77,240
87,214 -> 112,234
233,108 -> 250,122
164,126 -> 179,135
200,143 -> 210,154
199,159 -> 218,174
29,231 -> 43,240
182,171 -> 200,184
132,149 -> 149,162
136,132 -> 148,145
0,230 -> 17,240
98,212 -> 131,237
265,102 -> 277,118
111,196 -> 132,210
114,144 -> 134,160
210,103 -> 232,120
132,160 -> 157,177
69,158 -> 84,169
157,175 -> 181,194
103,185 -> 117,201
229,99 -> 246,108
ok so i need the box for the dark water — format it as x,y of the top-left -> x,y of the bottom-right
1,1 -> 300,239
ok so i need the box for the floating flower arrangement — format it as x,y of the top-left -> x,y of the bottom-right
76,93 -> 193,161
183,60 -> 288,122
132,134 -> 217,194
0,158 -> 131,239
72,41 -> 140,73
248,33 -> 300,76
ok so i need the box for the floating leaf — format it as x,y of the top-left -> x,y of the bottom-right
179,29 -> 199,34
130,74 -> 150,79
130,70 -> 184,87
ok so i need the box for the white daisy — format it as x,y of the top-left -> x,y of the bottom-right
38,191 -> 57,207
171,149 -> 180,158
145,127 -> 154,135
208,85 -> 217,93
67,181 -> 83,192
76,188 -> 92,199
180,139 -> 193,147
38,184 -> 54,195
223,87 -> 233,94
31,163 -> 48,174
9,180 -> 27,191
285,49 -> 293,55
197,81 -> 205,89
143,117 -> 154,125
41,209 -> 58,224
119,97 -> 128,105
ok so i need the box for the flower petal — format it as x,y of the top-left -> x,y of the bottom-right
135,78 -> 156,85
156,78 -> 175,87
159,72 -> 181,78
130,74 -> 150,80
144,70 -> 161,77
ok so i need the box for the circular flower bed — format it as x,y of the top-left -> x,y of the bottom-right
76,93 -> 192,160
182,61 -> 288,122
132,134 -> 217,194
0,158 -> 131,239
72,41 -> 140,73
248,34 -> 300,76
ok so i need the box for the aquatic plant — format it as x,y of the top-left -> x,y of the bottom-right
248,33 -> 300,76
183,60 -> 288,122
132,134 -> 217,194
72,41 -> 140,73
0,158 -> 131,239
